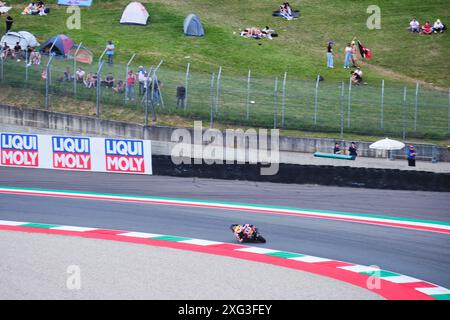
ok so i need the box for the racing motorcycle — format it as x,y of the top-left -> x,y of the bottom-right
230,224 -> 266,243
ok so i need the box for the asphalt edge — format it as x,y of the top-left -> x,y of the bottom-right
1,220 -> 449,300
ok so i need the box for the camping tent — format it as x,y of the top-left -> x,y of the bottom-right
0,31 -> 40,49
183,14 -> 204,36
39,34 -> 74,56
120,2 -> 149,25
68,45 -> 93,64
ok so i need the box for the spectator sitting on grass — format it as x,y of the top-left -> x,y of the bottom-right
409,17 -> 420,32
84,72 -> 95,88
58,67 -> 72,82
12,42 -> 22,60
1,42 -> 11,59
28,48 -> 40,65
75,67 -> 85,82
103,73 -> 115,88
113,80 -> 124,94
433,19 -> 445,33
351,67 -> 363,86
421,21 -> 433,35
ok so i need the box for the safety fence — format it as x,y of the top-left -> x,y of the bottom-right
0,52 -> 449,140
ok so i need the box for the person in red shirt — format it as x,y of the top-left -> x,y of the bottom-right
126,70 -> 136,101
421,21 -> 433,35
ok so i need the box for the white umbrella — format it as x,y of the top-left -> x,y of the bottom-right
369,138 -> 405,150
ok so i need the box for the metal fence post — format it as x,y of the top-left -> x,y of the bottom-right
314,74 -> 320,126
0,50 -> 3,82
281,71 -> 287,128
274,77 -> 279,129
402,86 -> 407,140
73,43 -> 82,96
25,50 -> 28,83
44,55 -> 54,110
448,87 -> 450,135
184,63 -> 190,111
125,54 -> 136,104
380,79 -> 385,130
144,66 -> 154,126
215,66 -> 222,114
414,82 -> 419,133
347,76 -> 352,128
210,73 -> 215,128
340,81 -> 344,139
246,69 -> 251,120
96,61 -> 104,118
432,145 -> 437,163
98,48 -> 107,67
149,60 -> 163,109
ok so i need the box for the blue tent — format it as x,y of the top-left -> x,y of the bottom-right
39,35 -> 74,56
183,14 -> 204,36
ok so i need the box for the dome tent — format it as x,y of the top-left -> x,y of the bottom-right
183,14 -> 204,36
120,2 -> 149,25
39,34 -> 74,56
0,31 -> 40,50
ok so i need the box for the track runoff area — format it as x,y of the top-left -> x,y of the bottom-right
1,132 -> 449,305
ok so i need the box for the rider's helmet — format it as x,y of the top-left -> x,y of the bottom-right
234,225 -> 242,233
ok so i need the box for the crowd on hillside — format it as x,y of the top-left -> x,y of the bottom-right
22,1 -> 49,16
1,41 -> 41,64
408,17 -> 446,34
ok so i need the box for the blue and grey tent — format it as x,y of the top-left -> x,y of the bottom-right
183,14 -> 204,36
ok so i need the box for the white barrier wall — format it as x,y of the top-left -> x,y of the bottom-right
0,132 -> 153,175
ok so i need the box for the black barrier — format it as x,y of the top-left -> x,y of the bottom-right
152,155 -> 450,192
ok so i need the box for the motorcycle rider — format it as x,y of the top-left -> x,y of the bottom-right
234,224 -> 256,241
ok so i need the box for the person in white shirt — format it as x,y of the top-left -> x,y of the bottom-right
409,18 -> 420,33
106,40 -> 114,65
75,67 -> 85,82
433,19 -> 445,33
343,43 -> 352,69
137,66 -> 147,96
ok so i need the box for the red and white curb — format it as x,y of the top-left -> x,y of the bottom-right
0,220 -> 449,300
1,186 -> 450,234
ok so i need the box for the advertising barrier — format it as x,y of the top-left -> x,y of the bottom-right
0,133 -> 152,175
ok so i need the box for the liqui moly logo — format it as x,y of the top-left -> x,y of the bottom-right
1,133 -> 39,167
52,136 -> 91,170
105,139 -> 145,173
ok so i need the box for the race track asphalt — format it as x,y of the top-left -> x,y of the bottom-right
0,167 -> 449,288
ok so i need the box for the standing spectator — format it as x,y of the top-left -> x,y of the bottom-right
5,15 -> 13,32
343,43 -> 352,69
176,84 -> 186,108
326,41 -> 334,68
126,70 -> 136,101
350,41 -> 358,67
151,77 -> 162,105
137,66 -> 146,96
333,142 -> 341,154
409,17 -> 420,33
407,145 -> 417,167
106,40 -> 115,65
348,142 -> 358,159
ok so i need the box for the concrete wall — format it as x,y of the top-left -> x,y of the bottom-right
1,104 -> 449,161
152,155 -> 450,192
